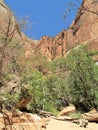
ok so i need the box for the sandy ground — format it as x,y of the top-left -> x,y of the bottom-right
45,118 -> 98,130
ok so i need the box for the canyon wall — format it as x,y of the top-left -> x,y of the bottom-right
36,0 -> 98,60
0,0 -> 98,60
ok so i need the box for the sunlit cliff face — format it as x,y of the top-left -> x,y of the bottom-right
0,0 -> 98,61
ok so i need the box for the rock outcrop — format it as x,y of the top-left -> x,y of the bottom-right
36,30 -> 67,60
36,0 -> 98,60
0,110 -> 48,130
0,0 -> 37,59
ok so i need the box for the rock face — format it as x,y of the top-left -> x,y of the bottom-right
36,0 -> 98,60
0,0 -> 98,61
0,1 -> 37,59
37,31 -> 67,60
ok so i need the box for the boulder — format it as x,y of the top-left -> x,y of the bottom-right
78,118 -> 88,128
58,104 -> 76,116
82,108 -> 98,122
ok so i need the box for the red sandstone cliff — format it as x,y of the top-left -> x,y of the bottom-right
0,1 -> 37,59
0,0 -> 98,61
36,0 -> 98,60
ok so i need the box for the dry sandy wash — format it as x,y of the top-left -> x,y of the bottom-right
44,118 -> 98,130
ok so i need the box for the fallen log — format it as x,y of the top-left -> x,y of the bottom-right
52,115 -> 79,121
37,110 -> 56,117
15,97 -> 32,109
52,116 -> 88,128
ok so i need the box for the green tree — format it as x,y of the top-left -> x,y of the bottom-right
22,70 -> 49,112
65,45 -> 97,111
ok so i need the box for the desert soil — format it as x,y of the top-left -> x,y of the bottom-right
45,118 -> 98,130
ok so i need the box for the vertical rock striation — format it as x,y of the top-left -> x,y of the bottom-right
37,0 -> 98,60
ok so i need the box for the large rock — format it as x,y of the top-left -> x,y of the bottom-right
58,105 -> 76,116
83,108 -> 98,122
0,123 -> 41,130
0,110 -> 47,130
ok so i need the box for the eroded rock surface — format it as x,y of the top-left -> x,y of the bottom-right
0,0 -> 98,61
0,110 -> 48,130
36,0 -> 98,60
